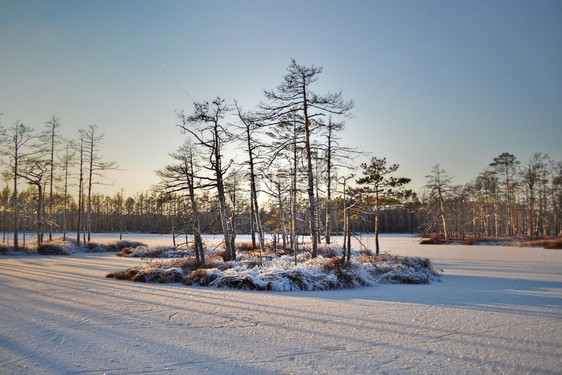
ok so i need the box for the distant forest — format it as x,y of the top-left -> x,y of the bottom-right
1,60 -> 560,255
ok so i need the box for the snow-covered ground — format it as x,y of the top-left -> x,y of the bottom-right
0,234 -> 561,374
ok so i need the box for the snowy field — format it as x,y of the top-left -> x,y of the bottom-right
0,234 -> 561,374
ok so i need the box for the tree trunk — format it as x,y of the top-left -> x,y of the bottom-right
36,184 -> 44,246
12,159 -> 19,250
277,182 -> 287,249
438,189 -> 448,240
215,161 -> 234,260
302,83 -> 318,257
246,125 -> 265,256
374,191 -> 380,256
290,124 -> 298,253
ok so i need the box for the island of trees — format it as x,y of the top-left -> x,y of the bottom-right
1,60 -> 561,256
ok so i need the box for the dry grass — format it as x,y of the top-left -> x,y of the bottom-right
37,243 -> 68,255
544,238 -> 562,249
420,234 -> 447,245
207,250 -> 227,261
511,237 -> 562,249
237,242 -> 258,252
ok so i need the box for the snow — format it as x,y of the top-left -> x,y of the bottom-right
1,234 -> 561,374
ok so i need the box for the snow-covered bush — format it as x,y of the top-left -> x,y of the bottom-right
107,251 -> 442,291
107,240 -> 147,252
37,243 -> 70,255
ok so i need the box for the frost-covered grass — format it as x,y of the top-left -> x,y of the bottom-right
0,237 -> 148,256
106,242 -> 441,291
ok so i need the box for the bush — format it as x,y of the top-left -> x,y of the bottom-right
420,234 -> 446,245
107,240 -> 147,252
237,242 -> 258,252
208,250 -> 227,261
544,238 -> 562,250
37,243 -> 69,255
83,242 -> 108,253
463,236 -> 477,245
106,244 -> 442,291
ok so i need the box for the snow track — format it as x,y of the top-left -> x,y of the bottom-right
1,236 -> 561,374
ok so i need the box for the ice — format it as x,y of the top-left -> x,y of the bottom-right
0,234 -> 560,374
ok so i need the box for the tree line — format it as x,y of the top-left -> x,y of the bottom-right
421,152 -> 561,239
1,60 -> 560,258
0,117 -> 117,249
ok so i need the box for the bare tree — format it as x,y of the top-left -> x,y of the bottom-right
156,139 -> 209,263
320,117 -> 362,244
59,142 -> 75,240
177,97 -> 236,260
339,174 -> 355,262
84,125 -> 117,242
74,130 -> 86,245
490,152 -> 519,236
234,103 -> 266,255
265,115 -> 305,252
41,116 -> 62,241
521,153 -> 549,236
18,156 -> 49,246
261,59 -> 353,257
0,121 -> 36,249
425,164 -> 454,240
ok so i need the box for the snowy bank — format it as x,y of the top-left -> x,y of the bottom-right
107,245 -> 441,291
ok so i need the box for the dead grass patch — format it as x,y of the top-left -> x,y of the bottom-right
420,234 -> 447,244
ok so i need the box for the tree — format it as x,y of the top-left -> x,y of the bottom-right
339,174 -> 355,262
261,59 -> 353,257
468,171 -> 498,237
263,165 -> 290,252
59,142 -> 75,240
357,157 -> 411,256
490,152 -> 519,236
0,121 -> 36,249
264,115 -> 305,252
177,97 -> 236,260
84,125 -> 117,242
234,103 -> 266,255
319,117 -> 358,244
41,115 -> 62,241
521,153 -> 549,236
425,164 -> 454,240
18,155 -> 49,246
74,129 -> 87,245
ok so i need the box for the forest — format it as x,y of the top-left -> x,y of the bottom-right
1,60 -> 561,256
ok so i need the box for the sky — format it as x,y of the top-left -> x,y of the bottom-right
1,0 -> 561,196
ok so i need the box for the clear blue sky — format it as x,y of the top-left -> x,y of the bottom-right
1,0 -> 561,195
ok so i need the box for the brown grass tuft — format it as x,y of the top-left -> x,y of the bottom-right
420,234 -> 446,245
463,236 -> 477,245
37,243 -> 68,255
237,242 -> 257,251
208,250 -> 227,261
544,238 -> 562,249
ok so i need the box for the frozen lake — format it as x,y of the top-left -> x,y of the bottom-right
0,234 -> 561,374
